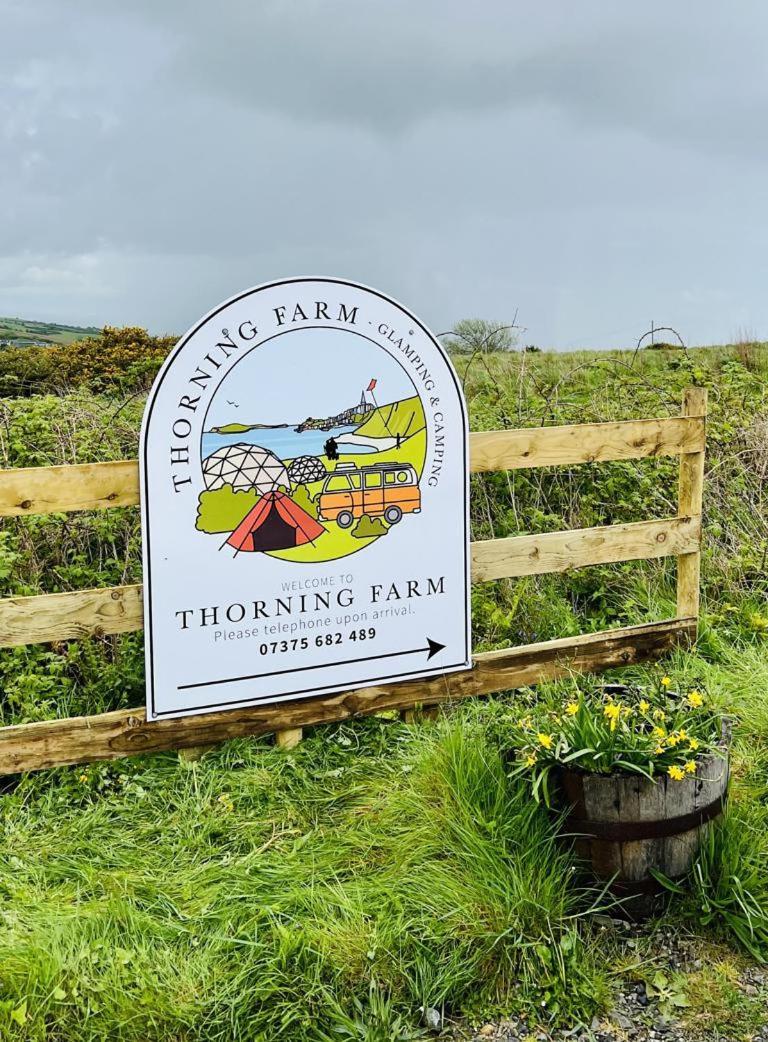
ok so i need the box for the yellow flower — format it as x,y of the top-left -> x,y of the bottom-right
603,703 -> 622,730
639,699 -> 650,713
519,715 -> 532,729
666,732 -> 680,748
78,773 -> 89,784
654,745 -> 665,755
524,752 -> 538,767
565,702 -> 579,716
661,676 -> 671,688
677,729 -> 688,742
668,765 -> 685,781
653,709 -> 667,722
652,726 -> 666,739
687,738 -> 699,752
688,691 -> 704,708
537,733 -> 553,750
684,760 -> 697,774
217,793 -> 234,812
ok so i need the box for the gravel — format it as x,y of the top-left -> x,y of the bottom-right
450,923 -> 768,1042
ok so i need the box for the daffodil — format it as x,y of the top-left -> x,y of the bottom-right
688,690 -> 704,708
666,732 -> 680,748
537,733 -> 553,750
653,709 -> 667,722
661,676 -> 671,688
639,699 -> 650,713
687,738 -> 700,752
652,726 -> 666,739
565,701 -> 579,716
654,745 -> 665,756
684,760 -> 697,774
668,765 -> 685,781
524,752 -> 538,767
603,703 -> 622,731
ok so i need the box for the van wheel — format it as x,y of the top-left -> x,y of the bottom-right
337,511 -> 354,529
385,506 -> 402,525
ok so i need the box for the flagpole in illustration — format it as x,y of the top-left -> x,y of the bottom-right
365,377 -> 396,439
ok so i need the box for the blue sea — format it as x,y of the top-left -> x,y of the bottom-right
201,424 -> 375,461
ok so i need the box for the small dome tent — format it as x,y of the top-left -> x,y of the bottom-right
225,491 -> 325,553
287,455 -> 327,485
202,443 -> 290,494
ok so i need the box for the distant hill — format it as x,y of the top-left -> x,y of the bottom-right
354,395 -> 426,439
0,317 -> 100,347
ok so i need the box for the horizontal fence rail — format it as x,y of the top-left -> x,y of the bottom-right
0,415 -> 705,517
0,390 -> 707,775
0,516 -> 700,648
0,618 -> 696,774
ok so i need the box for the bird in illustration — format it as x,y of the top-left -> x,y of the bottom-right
226,400 -> 239,407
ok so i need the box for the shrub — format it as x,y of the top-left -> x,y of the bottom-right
351,514 -> 388,539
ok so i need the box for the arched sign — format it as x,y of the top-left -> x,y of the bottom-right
140,278 -> 470,719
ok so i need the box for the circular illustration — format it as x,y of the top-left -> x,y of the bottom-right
197,326 -> 427,563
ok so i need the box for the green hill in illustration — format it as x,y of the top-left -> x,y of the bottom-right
354,395 -> 425,439
209,422 -> 290,434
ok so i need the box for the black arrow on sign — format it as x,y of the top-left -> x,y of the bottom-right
425,637 -> 446,660
178,637 -> 447,690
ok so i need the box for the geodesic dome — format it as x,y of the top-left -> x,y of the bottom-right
287,455 -> 327,486
202,443 -> 290,494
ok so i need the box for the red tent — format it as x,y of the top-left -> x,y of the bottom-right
225,491 -> 325,553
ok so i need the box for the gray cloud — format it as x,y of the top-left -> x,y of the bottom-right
1,0 -> 767,346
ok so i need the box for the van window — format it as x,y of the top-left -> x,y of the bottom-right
384,471 -> 397,485
325,475 -> 352,492
396,471 -> 411,483
364,472 -> 382,488
349,473 -> 361,489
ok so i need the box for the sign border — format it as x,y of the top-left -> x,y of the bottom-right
140,276 -> 471,720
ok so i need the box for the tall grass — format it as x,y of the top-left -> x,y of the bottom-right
0,719 -> 607,1040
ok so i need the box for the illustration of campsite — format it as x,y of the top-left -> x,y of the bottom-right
197,355 -> 428,564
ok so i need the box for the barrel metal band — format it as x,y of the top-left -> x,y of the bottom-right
564,793 -> 726,841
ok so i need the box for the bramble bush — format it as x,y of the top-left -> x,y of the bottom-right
0,326 -> 174,397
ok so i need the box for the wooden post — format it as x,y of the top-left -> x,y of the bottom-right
677,387 -> 707,628
275,727 -> 302,750
178,745 -> 214,763
400,705 -> 439,724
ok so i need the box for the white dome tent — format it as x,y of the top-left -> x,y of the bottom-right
287,455 -> 327,486
202,443 -> 290,494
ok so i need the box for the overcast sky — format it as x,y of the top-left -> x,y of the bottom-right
2,1 -> 767,349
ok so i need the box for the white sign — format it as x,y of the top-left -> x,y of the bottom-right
140,278 -> 470,719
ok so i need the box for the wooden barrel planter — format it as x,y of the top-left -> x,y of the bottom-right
554,738 -> 729,916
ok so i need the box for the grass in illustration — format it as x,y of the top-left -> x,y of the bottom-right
198,328 -> 428,562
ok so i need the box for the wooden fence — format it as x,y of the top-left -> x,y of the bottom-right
0,387 -> 706,774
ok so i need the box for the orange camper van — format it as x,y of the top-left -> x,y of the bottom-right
317,462 -> 421,528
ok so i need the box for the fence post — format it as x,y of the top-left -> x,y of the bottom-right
400,705 -> 439,724
178,745 -> 215,763
677,386 -> 707,629
275,727 -> 303,750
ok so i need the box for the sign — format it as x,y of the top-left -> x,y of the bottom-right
140,277 -> 470,719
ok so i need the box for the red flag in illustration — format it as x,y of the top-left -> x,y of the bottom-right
366,378 -> 377,392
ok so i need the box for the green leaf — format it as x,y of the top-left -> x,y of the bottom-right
10,1000 -> 27,1026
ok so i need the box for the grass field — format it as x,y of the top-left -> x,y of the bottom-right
0,316 -> 99,347
0,338 -> 766,1039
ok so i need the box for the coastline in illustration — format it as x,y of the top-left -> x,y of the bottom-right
196,327 -> 427,564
